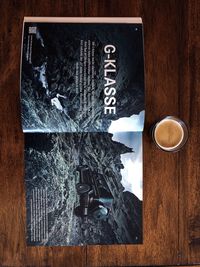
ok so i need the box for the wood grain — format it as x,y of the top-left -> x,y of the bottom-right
0,1 -> 86,267
0,0 -> 200,266
179,0 -> 200,264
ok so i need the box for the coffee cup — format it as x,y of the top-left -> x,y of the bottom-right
152,116 -> 188,152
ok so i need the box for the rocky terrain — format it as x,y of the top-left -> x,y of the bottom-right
25,132 -> 142,245
21,23 -> 144,132
23,22 -> 144,245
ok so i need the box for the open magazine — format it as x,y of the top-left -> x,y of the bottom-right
21,17 -> 145,246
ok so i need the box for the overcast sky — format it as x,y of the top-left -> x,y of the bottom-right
108,111 -> 144,200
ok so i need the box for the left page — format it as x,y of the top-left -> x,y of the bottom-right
20,20 -> 145,133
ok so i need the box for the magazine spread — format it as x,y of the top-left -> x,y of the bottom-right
21,17 -> 145,246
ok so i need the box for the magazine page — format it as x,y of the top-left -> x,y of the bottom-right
24,131 -> 143,245
20,19 -> 145,133
21,17 -> 145,246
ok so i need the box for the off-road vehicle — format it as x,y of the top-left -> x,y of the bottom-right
74,165 -> 114,220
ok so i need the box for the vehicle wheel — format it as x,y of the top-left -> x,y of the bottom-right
76,183 -> 90,194
91,205 -> 109,220
74,206 -> 82,217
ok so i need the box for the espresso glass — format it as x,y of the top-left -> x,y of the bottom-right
151,116 -> 188,152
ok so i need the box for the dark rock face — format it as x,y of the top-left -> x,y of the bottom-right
21,23 -> 145,132
25,132 -> 142,245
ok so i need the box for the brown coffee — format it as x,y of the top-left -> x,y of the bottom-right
154,119 -> 183,149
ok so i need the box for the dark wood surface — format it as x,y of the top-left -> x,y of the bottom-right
0,0 -> 199,266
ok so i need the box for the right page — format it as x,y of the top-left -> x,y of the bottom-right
24,131 -> 143,245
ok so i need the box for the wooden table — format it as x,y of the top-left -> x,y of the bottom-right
0,0 -> 200,266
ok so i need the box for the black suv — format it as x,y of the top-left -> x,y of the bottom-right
74,165 -> 114,220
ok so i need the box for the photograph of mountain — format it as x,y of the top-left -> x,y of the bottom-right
21,18 -> 145,246
25,132 -> 142,245
21,22 -> 144,132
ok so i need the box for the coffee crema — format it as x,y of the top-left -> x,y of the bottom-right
154,119 -> 184,150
